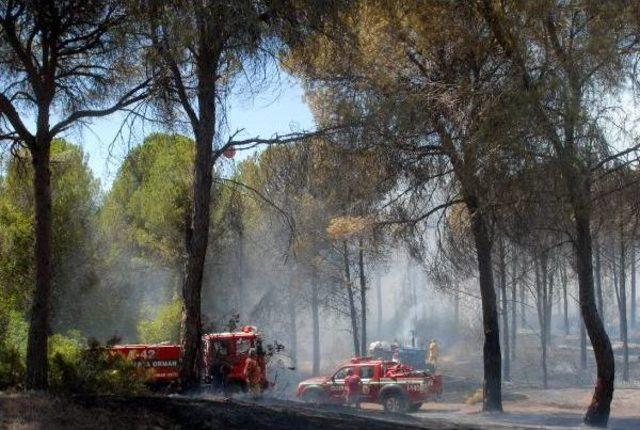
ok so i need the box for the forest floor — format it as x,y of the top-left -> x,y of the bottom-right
0,392 -> 508,430
1,387 -> 639,430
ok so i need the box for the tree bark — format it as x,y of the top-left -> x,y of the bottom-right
26,140 -> 53,390
311,275 -> 320,375
618,227 -> 629,382
499,238 -> 510,381
562,265 -> 569,335
180,131 -> 212,389
510,253 -> 517,362
546,269 -> 554,343
613,255 -> 618,338
631,241 -> 636,329
520,263 -> 526,327
574,210 -> 615,427
467,199 -> 502,412
343,241 -> 360,356
358,239 -> 367,356
534,255 -> 548,389
180,49 -> 218,391
595,241 -> 604,319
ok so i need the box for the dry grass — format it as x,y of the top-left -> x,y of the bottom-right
464,388 -> 483,405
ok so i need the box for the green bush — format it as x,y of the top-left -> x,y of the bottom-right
137,298 -> 181,344
0,345 -> 24,389
0,310 -> 149,394
50,338 -> 149,395
0,310 -> 27,389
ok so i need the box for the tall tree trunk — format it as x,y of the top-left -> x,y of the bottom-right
179,23 -> 220,390
343,241 -> 360,356
619,227 -> 629,382
376,273 -> 383,338
631,241 -> 636,329
574,210 -> 615,427
499,238 -> 510,381
180,130 -> 212,390
26,141 -> 53,390
287,275 -> 298,369
613,255 -> 619,339
358,240 -> 367,356
311,275 -> 320,375
546,269 -> 554,343
562,265 -> 569,335
510,253 -> 517,362
468,200 -> 502,412
535,255 -> 549,389
595,241 -> 604,319
520,262 -> 526,327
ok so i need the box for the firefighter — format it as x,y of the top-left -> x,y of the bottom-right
244,348 -> 263,399
428,339 -> 439,370
391,339 -> 400,363
344,368 -> 362,409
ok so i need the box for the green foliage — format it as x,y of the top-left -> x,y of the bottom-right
0,345 -> 23,390
3,309 -> 28,358
49,340 -> 148,395
137,298 -> 182,344
0,310 -> 28,389
0,139 -> 100,332
102,133 -> 194,267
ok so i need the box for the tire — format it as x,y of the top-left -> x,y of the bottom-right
381,391 -> 408,413
301,388 -> 324,405
407,402 -> 423,412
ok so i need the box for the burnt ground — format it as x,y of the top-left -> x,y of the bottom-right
0,392 -> 541,430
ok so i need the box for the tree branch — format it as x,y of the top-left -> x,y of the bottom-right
377,199 -> 464,226
0,92 -> 34,145
50,79 -> 151,135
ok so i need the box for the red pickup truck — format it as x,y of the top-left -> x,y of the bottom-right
297,357 -> 443,413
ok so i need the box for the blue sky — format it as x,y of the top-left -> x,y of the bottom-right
59,72 -> 314,190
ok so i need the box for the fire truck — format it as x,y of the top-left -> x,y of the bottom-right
201,326 -> 268,391
107,343 -> 182,384
297,357 -> 443,413
108,326 -> 268,391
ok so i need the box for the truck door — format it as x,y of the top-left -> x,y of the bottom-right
358,365 -> 378,402
328,366 -> 351,402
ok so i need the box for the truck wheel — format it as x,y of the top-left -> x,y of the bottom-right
407,402 -> 423,412
301,388 -> 324,405
381,392 -> 408,413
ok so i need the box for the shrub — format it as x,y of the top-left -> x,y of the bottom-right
0,345 -> 24,389
50,338 -> 149,395
0,310 -> 27,389
465,388 -> 484,405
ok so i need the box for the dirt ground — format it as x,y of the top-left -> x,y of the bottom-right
414,387 -> 640,430
0,393 -> 480,430
1,388 -> 638,430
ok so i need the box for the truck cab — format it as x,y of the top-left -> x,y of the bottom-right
202,326 -> 267,391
